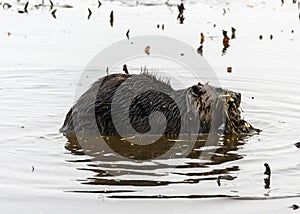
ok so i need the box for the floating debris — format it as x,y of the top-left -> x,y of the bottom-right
217,175 -> 236,186
227,67 -> 232,73
34,3 -> 42,10
264,176 -> 270,189
264,163 -> 271,176
123,64 -> 129,74
223,8 -> 226,16
197,45 -> 203,56
60,4 -> 73,9
178,14 -> 185,24
110,11 -> 114,27
177,2 -> 185,24
145,46 -> 150,55
290,204 -> 299,210
222,30 -> 230,55
126,29 -> 130,40
200,33 -> 205,44
51,9 -> 57,19
177,3 -> 185,15
231,27 -> 236,39
3,3 -> 12,10
49,0 -> 54,10
24,1 -> 29,13
217,177 -> 221,186
264,163 -> 271,189
222,47 -> 228,55
223,30 -> 230,47
221,175 -> 236,180
18,1 -> 29,14
98,0 -> 102,8
88,8 -> 92,20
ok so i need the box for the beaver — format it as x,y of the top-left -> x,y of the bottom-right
60,73 -> 256,137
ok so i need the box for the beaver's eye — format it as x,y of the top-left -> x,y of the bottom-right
191,86 -> 200,97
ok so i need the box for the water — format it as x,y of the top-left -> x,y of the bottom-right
0,0 -> 300,213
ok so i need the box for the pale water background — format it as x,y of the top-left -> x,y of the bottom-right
0,0 -> 300,213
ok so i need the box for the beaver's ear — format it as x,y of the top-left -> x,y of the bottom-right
198,82 -> 203,87
191,85 -> 201,97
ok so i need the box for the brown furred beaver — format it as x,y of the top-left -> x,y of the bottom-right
60,73 -> 257,137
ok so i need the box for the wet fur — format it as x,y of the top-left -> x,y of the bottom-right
60,73 -> 254,136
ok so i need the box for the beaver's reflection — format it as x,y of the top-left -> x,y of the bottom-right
64,134 -> 250,187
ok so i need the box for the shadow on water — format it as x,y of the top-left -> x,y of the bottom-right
64,133 -> 252,193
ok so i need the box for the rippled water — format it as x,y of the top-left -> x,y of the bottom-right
1,0 -> 300,213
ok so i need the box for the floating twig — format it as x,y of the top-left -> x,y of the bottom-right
51,9 -> 57,19
88,8 -> 92,20
110,10 -> 114,27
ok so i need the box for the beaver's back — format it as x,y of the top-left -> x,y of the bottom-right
60,73 -> 178,136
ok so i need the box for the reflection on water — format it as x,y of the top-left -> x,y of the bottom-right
64,133 -> 252,195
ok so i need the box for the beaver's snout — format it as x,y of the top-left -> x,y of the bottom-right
188,83 -> 254,135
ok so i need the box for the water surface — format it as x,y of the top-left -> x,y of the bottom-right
0,0 -> 300,213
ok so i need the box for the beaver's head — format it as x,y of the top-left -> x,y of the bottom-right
188,83 -> 254,135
